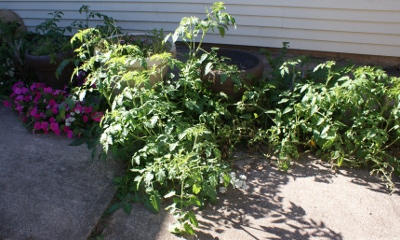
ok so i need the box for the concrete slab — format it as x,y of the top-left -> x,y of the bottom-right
102,155 -> 400,240
0,106 -> 121,239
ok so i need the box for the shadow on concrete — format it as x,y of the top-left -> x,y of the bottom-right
192,157 -> 343,240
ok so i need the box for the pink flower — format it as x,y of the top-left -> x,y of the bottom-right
15,103 -> 23,113
15,95 -> 24,101
50,122 -> 60,135
34,93 -> 41,103
53,89 -> 66,96
91,112 -> 104,122
30,83 -> 38,91
34,122 -> 42,130
43,87 -> 53,94
12,81 -> 23,91
3,100 -> 11,107
41,122 -> 49,133
48,99 -> 57,107
30,107 -> 41,119
84,106 -> 92,114
21,87 -> 29,94
23,96 -> 31,102
67,130 -> 74,138
74,104 -> 84,114
54,129 -> 61,136
51,107 -> 58,114
63,126 -> 70,133
14,87 -> 22,95
83,115 -> 89,123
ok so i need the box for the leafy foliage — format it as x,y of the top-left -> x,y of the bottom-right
67,1 -> 400,236
0,18 -> 28,97
29,11 -> 73,63
242,54 -> 400,190
72,2 -> 239,234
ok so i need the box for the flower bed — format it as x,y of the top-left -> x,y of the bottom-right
4,81 -> 103,138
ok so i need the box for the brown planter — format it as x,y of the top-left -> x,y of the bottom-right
25,51 -> 74,89
202,49 -> 264,99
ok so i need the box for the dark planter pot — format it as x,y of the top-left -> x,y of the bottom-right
25,51 -> 74,89
202,48 -> 264,99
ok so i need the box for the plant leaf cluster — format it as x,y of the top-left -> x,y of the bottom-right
71,2 -> 241,235
69,1 -> 400,236
242,50 -> 400,191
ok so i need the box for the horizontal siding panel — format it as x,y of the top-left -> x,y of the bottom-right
6,0 -> 399,11
1,0 -> 400,57
283,18 -> 400,35
204,35 -> 400,57
284,7 -> 400,23
231,27 -> 399,46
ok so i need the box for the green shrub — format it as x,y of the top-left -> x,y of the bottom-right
71,2 -> 400,236
72,2 -> 240,234
0,18 -> 27,97
243,55 -> 400,191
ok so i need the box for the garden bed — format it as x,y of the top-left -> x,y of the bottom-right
1,2 -> 399,236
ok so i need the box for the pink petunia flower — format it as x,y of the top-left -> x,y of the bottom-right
33,122 -> 42,130
67,130 -> 74,138
48,99 -> 57,107
12,81 -> 23,91
33,93 -> 41,103
30,107 -> 41,119
41,122 -> 49,133
74,104 -> 84,114
51,107 -> 58,114
83,115 -> 89,123
21,87 -> 29,94
43,87 -> 53,94
50,122 -> 60,135
15,95 -> 24,101
84,106 -> 92,114
63,126 -> 70,133
3,100 -> 11,107
23,96 -> 31,102
13,87 -> 22,95
91,112 -> 104,122
15,103 -> 23,113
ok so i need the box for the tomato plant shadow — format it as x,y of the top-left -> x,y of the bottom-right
191,154 -> 344,240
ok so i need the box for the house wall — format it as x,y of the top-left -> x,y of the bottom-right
1,0 -> 400,57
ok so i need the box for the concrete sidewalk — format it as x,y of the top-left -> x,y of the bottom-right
1,104 -> 400,240
101,155 -> 400,240
0,106 -> 121,239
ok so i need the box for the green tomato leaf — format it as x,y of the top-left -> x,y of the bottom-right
192,183 -> 202,194
150,194 -> 161,213
283,107 -> 292,115
164,191 -> 176,198
144,173 -> 154,185
188,211 -> 199,227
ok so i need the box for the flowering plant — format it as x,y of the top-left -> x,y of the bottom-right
5,81 -> 104,138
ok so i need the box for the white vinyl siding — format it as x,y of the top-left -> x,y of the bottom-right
1,0 -> 400,57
